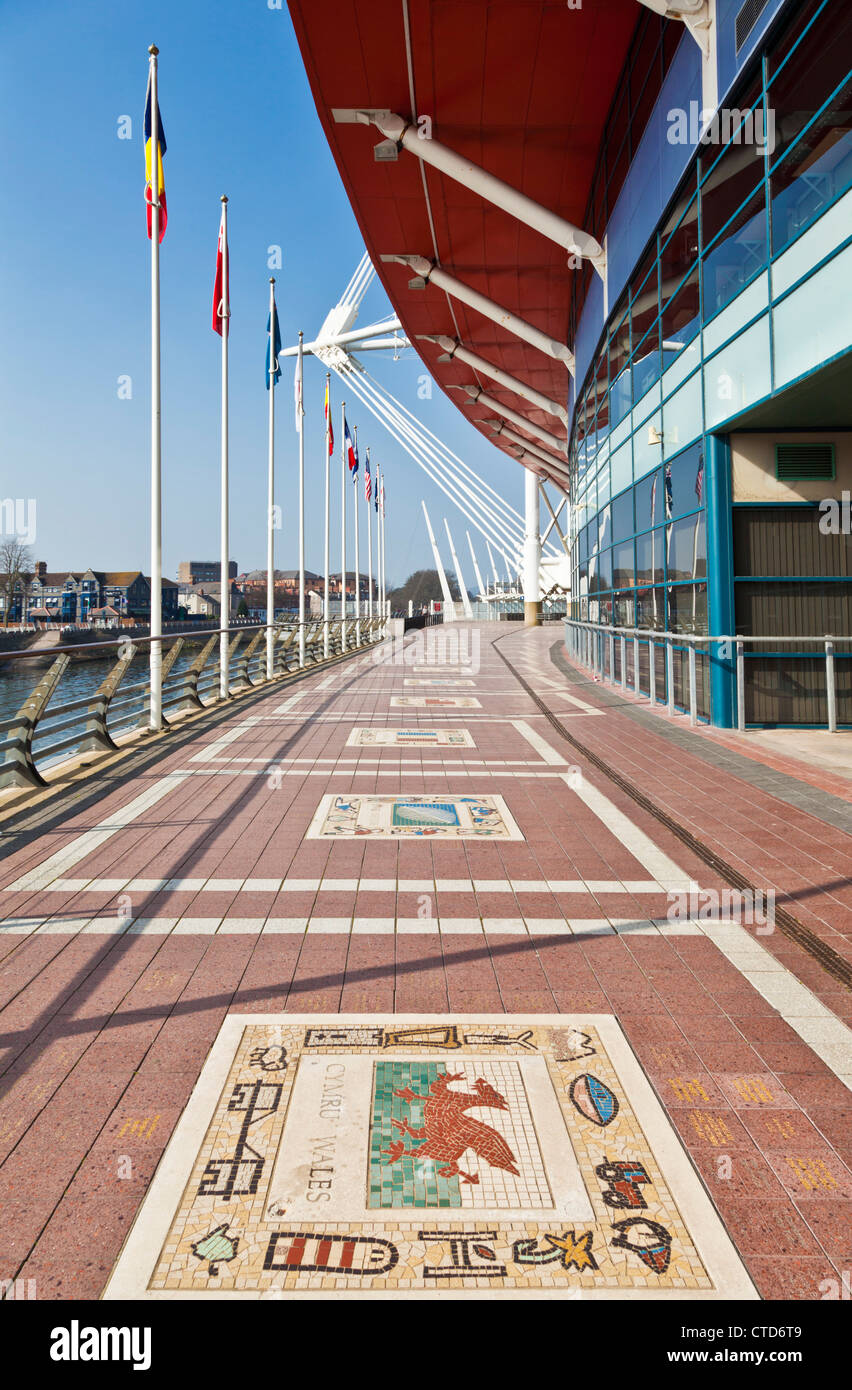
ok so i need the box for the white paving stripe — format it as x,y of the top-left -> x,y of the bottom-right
3,874 -> 666,896
190,717 -> 263,763
6,773 -> 191,892
173,767 -> 567,779
7,901 -> 852,1091
564,773 -> 690,889
511,719 -> 566,765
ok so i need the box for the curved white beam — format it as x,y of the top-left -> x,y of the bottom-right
335,108 -> 605,278
450,384 -> 567,453
419,334 -> 569,424
382,255 -> 574,370
488,420 -> 571,480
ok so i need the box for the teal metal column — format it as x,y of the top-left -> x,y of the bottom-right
706,433 -> 735,727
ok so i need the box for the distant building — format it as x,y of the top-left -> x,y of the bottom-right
0,562 -> 179,624
177,580 -> 241,620
178,560 -> 238,584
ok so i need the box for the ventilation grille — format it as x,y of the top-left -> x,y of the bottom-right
775,443 -> 836,480
736,0 -> 771,52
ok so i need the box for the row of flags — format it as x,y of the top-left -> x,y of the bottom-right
144,67 -> 385,518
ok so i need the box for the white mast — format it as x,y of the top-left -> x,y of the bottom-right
466,530 -> 486,598
422,501 -> 453,610
444,519 -> 473,619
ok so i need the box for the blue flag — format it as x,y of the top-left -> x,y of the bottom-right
266,302 -> 281,389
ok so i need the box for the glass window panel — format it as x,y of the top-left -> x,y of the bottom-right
664,443 -> 705,521
612,540 -> 635,588
609,313 -> 632,425
702,188 -> 767,317
613,590 -> 636,626
661,265 -> 700,364
631,322 -> 661,401
667,582 -> 708,635
660,196 -> 699,299
704,315 -> 772,428
769,0 -> 823,79
591,547 -> 612,592
596,501 -> 612,550
665,513 -> 706,581
611,489 -> 634,542
635,468 -> 663,532
770,76 -> 852,254
662,370 -> 703,457
635,526 -> 665,585
769,2 -> 852,165
773,240 -> 852,390
610,439 -> 633,496
635,585 -> 666,629
631,268 -> 659,345
701,130 -> 764,246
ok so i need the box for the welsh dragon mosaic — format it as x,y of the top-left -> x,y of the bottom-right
104,1016 -> 756,1299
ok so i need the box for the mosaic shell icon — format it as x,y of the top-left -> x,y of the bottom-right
392,802 -> 459,827
569,1073 -> 619,1127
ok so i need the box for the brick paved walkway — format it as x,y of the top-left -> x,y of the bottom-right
0,624 -> 850,1299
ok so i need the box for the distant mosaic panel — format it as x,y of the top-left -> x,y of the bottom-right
104,1016 -> 757,1300
403,679 -> 476,687
346,729 -> 475,748
305,794 -> 523,840
391,696 -> 482,709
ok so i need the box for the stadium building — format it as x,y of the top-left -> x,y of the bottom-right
289,0 -> 852,727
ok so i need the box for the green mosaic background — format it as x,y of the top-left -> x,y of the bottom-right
368,1063 -> 462,1209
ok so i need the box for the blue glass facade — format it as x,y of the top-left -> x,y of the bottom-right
568,0 -> 852,725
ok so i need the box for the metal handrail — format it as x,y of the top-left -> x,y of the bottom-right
565,618 -> 849,732
0,617 -> 387,790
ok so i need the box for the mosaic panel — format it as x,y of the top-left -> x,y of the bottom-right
346,729 -> 475,747
403,679 -> 476,687
391,696 -> 482,709
104,1015 -> 757,1300
305,794 -> 523,840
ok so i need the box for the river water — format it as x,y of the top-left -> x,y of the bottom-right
0,647 -> 209,769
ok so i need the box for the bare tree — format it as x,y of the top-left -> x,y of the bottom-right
0,538 -> 34,628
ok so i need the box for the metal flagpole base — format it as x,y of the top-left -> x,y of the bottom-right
524,601 -> 542,627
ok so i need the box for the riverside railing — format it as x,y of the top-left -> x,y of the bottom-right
0,617 -> 386,792
564,619 -> 850,732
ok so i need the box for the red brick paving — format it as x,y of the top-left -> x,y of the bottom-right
0,622 -> 850,1299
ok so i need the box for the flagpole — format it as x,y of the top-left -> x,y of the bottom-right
219,195 -> 230,701
375,462 -> 382,620
380,473 -> 387,618
297,330 -> 305,668
266,277 -> 276,679
148,44 -> 162,731
324,372 -> 331,659
366,451 -> 374,621
353,425 -> 361,646
340,401 -> 347,647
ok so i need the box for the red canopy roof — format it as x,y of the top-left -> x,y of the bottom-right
287,0 -> 638,488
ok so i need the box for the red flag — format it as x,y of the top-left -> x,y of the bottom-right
212,207 -> 229,336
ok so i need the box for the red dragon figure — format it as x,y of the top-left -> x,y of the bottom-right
382,1071 -> 520,1185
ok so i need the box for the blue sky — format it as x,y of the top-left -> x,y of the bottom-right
0,0 -> 524,589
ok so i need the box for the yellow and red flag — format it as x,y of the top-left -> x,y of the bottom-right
324,379 -> 334,455
144,71 -> 167,242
